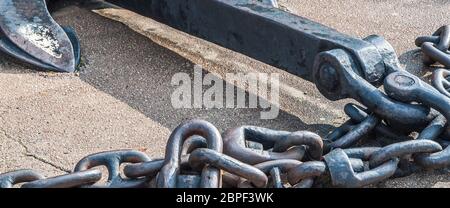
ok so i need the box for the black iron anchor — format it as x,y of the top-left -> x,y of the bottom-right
1,0 -> 443,133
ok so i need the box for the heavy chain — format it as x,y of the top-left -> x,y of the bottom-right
0,116 -> 448,188
416,25 -> 450,98
2,26 -> 450,188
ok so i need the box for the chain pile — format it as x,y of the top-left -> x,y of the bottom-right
416,25 -> 450,98
2,26 -> 450,188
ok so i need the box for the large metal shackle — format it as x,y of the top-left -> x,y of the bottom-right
312,36 -> 435,131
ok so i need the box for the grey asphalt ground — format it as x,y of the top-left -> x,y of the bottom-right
0,0 -> 449,187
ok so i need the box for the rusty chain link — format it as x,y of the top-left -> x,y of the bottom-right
2,26 -> 450,188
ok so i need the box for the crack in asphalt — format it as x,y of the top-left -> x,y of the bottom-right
17,139 -> 71,173
0,117 -> 70,173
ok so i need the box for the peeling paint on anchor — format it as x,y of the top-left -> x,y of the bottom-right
0,0 -> 63,59
17,24 -> 63,59
0,0 -> 77,72
236,2 -> 277,13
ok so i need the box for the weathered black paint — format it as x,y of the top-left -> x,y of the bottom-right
106,0 -> 385,82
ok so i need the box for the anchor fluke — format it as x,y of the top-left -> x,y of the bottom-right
0,0 -> 79,72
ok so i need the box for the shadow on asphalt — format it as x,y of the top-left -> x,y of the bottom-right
398,49 -> 426,74
398,48 -> 441,82
14,4 -> 332,135
0,53 -> 47,74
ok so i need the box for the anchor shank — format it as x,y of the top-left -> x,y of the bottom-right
106,0 -> 386,83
